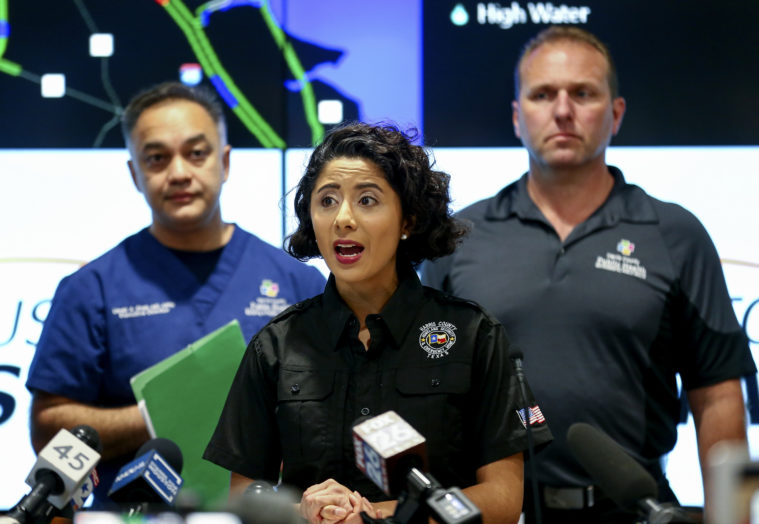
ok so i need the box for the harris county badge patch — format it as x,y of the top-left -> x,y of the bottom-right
418,321 -> 457,358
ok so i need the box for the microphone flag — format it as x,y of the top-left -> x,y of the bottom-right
24,428 -> 102,509
352,410 -> 426,496
108,449 -> 183,505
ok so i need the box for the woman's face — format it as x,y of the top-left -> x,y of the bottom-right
310,156 -> 408,295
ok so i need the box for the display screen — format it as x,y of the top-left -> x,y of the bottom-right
0,0 -> 420,148
423,1 -> 759,146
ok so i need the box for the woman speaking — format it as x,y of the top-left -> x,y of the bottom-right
204,123 -> 551,524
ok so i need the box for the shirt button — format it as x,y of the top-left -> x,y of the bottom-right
431,378 -> 440,387
559,248 -> 565,255
290,384 -> 300,394
360,407 -> 370,416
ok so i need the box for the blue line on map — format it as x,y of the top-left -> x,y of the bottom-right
210,75 -> 239,108
200,0 -> 264,27
0,21 -> 9,38
283,77 -> 309,92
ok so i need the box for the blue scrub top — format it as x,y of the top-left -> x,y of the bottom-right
26,225 -> 326,506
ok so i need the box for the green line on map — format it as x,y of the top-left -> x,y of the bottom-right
258,2 -> 324,145
162,0 -> 286,148
0,0 -> 10,59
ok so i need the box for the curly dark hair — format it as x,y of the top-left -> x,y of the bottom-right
286,122 -> 468,266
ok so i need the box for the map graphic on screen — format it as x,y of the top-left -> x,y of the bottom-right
0,0 -> 421,148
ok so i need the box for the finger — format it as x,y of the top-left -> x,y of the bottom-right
303,478 -> 335,496
320,504 -> 348,521
360,496 -> 381,519
348,491 -> 362,509
303,495 -> 350,521
313,491 -> 353,510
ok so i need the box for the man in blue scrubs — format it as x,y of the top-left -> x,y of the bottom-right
25,82 -> 326,506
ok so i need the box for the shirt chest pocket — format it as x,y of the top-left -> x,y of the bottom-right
393,363 -> 472,457
276,369 -> 335,462
395,363 -> 471,396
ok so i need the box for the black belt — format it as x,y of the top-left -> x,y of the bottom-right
541,484 -> 598,510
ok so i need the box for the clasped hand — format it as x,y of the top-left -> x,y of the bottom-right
299,478 -> 383,524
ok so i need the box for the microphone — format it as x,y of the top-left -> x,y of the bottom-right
108,437 -> 184,512
509,348 -> 542,524
2,425 -> 102,524
354,411 -> 481,524
71,468 -> 99,510
510,348 -> 525,380
224,480 -> 302,524
567,422 -> 697,523
352,410 -> 427,497
244,480 -> 275,496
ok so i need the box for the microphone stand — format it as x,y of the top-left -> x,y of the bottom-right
512,355 -> 542,524
639,498 -> 699,524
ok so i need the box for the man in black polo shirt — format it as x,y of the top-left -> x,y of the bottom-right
421,26 -> 756,523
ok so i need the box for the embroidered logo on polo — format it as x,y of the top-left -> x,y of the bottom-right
617,239 -> 635,256
594,238 -> 647,280
245,279 -> 290,317
111,302 -> 176,319
418,321 -> 457,358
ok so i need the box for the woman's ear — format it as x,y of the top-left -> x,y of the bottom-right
402,216 -> 415,238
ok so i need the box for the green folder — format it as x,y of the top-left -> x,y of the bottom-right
130,320 -> 247,509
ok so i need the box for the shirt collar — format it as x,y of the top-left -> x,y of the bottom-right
485,166 -> 658,225
321,265 -> 426,350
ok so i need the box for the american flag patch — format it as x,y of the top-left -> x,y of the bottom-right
516,405 -> 545,427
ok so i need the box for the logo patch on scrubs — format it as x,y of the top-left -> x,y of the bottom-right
594,238 -> 647,280
247,279 -> 290,317
616,239 -> 635,256
259,279 -> 280,298
245,297 -> 290,317
418,321 -> 457,358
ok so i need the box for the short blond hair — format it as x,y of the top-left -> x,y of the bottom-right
514,26 -> 619,98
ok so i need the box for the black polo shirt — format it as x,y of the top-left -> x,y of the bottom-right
204,266 -> 552,500
422,167 -> 756,487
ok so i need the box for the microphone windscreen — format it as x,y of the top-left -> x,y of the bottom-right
567,422 -> 658,508
244,480 -> 274,496
136,438 -> 184,474
70,424 -> 103,453
229,482 -> 301,524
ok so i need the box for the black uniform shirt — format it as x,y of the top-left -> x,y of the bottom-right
204,266 -> 552,499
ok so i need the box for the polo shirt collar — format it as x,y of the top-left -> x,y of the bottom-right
485,166 -> 658,226
321,265 -> 425,350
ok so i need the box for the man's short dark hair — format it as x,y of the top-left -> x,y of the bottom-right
514,26 -> 619,98
121,82 -> 227,145
286,122 -> 468,266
